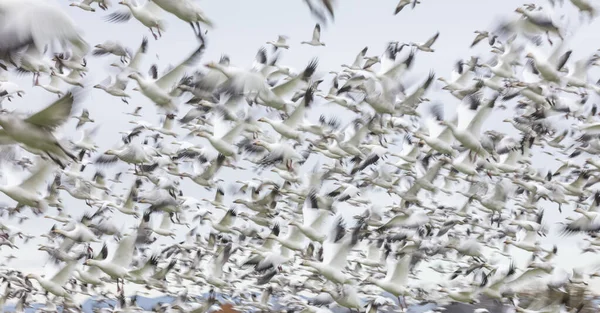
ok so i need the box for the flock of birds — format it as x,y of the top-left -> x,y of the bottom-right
1,0 -> 600,312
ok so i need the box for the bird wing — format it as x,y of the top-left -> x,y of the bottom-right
158,212 -> 172,230
129,37 -> 148,71
220,119 -> 248,143
423,32 -> 440,47
19,161 -> 52,191
50,260 -> 77,286
111,234 -> 136,267
0,129 -> 16,145
155,45 -> 205,91
142,0 -> 164,15
0,0 -> 89,56
283,86 -> 313,128
25,92 -> 75,131
389,254 -> 411,284
467,95 -> 498,139
352,47 -> 368,67
522,229 -> 537,245
312,24 -> 322,41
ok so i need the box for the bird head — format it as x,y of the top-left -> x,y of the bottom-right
204,62 -> 217,69
196,131 -> 209,138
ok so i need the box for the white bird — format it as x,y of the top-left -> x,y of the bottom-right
106,0 -> 166,40
302,24 -> 326,46
0,92 -> 79,168
0,0 -> 90,56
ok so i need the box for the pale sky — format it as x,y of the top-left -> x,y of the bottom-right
2,0 -> 600,303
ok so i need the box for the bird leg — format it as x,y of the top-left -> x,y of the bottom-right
157,27 -> 162,38
121,98 -> 129,104
546,31 -> 553,46
397,296 -> 404,310
190,22 -> 198,35
149,28 -> 158,40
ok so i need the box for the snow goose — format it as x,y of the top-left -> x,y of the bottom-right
197,117 -> 249,157
106,0 -> 166,40
442,93 -> 498,159
320,283 -> 361,311
414,104 -> 456,157
179,154 -> 226,188
437,59 -> 477,91
53,220 -> 101,243
35,75 -> 63,97
11,45 -> 54,84
525,40 -> 571,83
93,40 -> 130,64
302,24 -> 326,46
0,81 -> 24,101
366,253 -> 412,310
327,117 -> 374,158
106,36 -> 148,97
150,212 -> 176,238
70,0 -> 111,12
0,92 -> 80,168
0,160 -> 53,215
514,7 -> 564,44
404,31 -> 439,52
70,1 -> 96,12
124,254 -> 160,285
253,139 -> 309,171
561,207 -> 600,234
470,30 -> 497,48
267,35 -> 290,50
564,55 -> 600,93
301,218 -> 363,284
303,0 -> 336,24
504,229 -> 543,253
26,260 -> 78,298
569,0 -> 596,18
197,243 -> 237,288
129,42 -> 205,112
258,85 -> 315,141
73,109 -> 94,129
51,69 -> 85,88
288,192 -> 330,243
93,76 -> 130,103
74,244 -> 108,287
395,0 -> 420,14
0,0 -> 89,56
84,234 -> 136,292
150,0 -> 214,34
341,47 -> 368,70
96,141 -> 155,168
